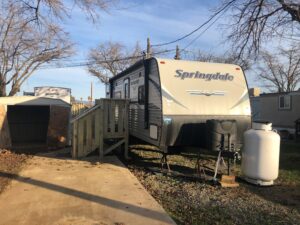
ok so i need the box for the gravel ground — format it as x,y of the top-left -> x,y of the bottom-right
125,142 -> 300,225
0,149 -> 31,194
1,143 -> 299,225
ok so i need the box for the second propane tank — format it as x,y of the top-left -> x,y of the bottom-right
242,121 -> 280,186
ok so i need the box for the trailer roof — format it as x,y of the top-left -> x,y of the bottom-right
258,90 -> 300,97
109,59 -> 145,82
109,57 -> 241,83
0,96 -> 71,106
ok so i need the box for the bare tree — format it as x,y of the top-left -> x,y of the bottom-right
0,0 -> 116,96
13,0 -> 116,24
185,50 -> 252,71
0,3 -> 72,96
216,0 -> 300,59
257,45 -> 300,92
87,41 -> 143,83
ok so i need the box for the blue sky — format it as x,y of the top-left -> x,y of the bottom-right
21,0 -> 256,100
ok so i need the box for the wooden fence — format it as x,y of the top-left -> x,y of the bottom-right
71,99 -> 129,159
71,102 -> 91,118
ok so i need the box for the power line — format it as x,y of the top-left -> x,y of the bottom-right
180,5 -> 229,53
49,48 -> 175,64
151,0 -> 236,47
39,55 -> 143,69
38,49 -> 175,70
152,48 -> 176,55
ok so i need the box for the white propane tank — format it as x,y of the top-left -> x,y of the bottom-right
242,121 -> 280,186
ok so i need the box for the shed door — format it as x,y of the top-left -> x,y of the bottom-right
7,105 -> 50,144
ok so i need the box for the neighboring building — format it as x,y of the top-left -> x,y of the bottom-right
0,96 -> 71,149
34,86 -> 71,104
23,91 -> 34,96
250,88 -> 300,133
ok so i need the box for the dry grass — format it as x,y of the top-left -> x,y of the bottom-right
0,149 -> 31,193
125,141 -> 300,225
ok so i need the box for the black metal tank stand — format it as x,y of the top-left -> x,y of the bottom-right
160,152 -> 171,173
213,133 -> 238,182
195,153 -> 207,179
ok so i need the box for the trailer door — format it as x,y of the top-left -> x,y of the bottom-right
124,78 -> 130,99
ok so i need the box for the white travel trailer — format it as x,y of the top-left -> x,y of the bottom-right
108,57 -> 251,152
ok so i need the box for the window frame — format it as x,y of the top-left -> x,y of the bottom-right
123,78 -> 130,99
278,95 -> 291,110
138,85 -> 145,105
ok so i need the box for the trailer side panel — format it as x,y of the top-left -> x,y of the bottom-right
111,59 -> 163,146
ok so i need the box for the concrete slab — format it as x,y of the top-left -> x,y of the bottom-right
0,150 -> 175,225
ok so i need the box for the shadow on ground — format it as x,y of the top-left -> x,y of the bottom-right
0,170 -> 172,223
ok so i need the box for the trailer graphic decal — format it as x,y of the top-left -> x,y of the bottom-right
161,84 -> 188,109
186,90 -> 226,96
175,69 -> 234,81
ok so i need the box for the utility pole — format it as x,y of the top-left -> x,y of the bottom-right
88,82 -> 93,105
146,37 -> 151,59
174,45 -> 181,60
90,82 -> 93,103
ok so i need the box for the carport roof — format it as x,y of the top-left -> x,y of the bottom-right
0,96 -> 70,106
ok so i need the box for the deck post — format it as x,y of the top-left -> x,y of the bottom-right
124,101 -> 129,159
72,121 -> 78,159
99,106 -> 104,160
71,99 -> 129,160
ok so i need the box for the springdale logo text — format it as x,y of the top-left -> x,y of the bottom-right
175,69 -> 234,81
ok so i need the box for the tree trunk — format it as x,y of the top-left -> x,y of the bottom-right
0,81 -> 6,97
8,85 -> 20,96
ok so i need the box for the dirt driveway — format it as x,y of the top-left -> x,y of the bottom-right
0,149 -> 175,225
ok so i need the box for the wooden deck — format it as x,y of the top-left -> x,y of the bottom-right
71,99 -> 129,159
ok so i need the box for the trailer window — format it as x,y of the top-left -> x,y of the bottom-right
279,95 -> 291,110
105,84 -> 110,98
138,85 -> 145,105
124,78 -> 130,99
